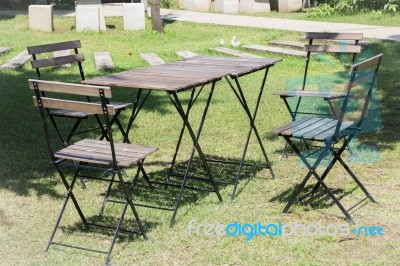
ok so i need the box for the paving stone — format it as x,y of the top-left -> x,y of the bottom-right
209,47 -> 264,58
0,51 -> 31,70
176,50 -> 198,58
0,47 -> 11,56
243,44 -> 307,57
268,40 -> 304,50
140,53 -> 165,66
94,51 -> 115,70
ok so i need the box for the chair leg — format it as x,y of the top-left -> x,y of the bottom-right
115,171 -> 147,239
337,156 -> 377,203
311,172 -> 355,224
283,137 -> 356,224
99,172 -> 117,216
46,164 -> 88,251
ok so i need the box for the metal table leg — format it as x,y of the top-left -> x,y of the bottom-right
167,82 -> 223,227
225,67 -> 276,200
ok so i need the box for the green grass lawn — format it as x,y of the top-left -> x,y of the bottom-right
0,15 -> 400,265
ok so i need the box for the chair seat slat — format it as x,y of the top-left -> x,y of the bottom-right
55,139 -> 158,168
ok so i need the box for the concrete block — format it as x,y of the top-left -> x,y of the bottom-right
76,0 -> 101,4
270,0 -> 301,12
239,0 -> 270,13
76,5 -> 106,32
141,0 -> 148,10
123,3 -> 145,31
186,0 -> 211,12
254,0 -> 270,12
215,0 -> 238,14
28,5 -> 53,32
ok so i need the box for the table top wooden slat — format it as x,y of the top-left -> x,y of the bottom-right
82,56 -> 282,92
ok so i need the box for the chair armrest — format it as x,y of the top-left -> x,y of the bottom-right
273,90 -> 346,100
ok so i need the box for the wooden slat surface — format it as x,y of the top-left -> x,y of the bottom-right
49,109 -> 89,118
305,32 -> 363,41
54,139 -> 158,167
304,44 -> 361,54
82,56 -> 282,92
27,40 -> 81,55
274,90 -> 346,99
33,97 -> 116,115
31,54 -> 85,69
28,79 -> 112,98
272,117 -> 355,141
351,53 -> 383,71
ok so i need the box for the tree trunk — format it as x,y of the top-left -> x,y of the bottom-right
150,0 -> 164,33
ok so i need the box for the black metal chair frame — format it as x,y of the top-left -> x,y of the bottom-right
273,54 -> 383,224
27,40 -> 130,147
278,32 -> 363,159
30,79 -> 156,264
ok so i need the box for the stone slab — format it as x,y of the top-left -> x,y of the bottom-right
268,40 -> 304,49
140,53 -> 165,66
215,0 -> 238,14
28,5 -> 54,32
186,0 -> 211,12
53,50 -> 72,68
243,44 -> 307,57
209,47 -> 264,58
94,51 -> 115,70
0,51 -> 31,70
123,3 -> 145,31
76,5 -> 106,32
0,47 -> 11,56
176,50 -> 198,58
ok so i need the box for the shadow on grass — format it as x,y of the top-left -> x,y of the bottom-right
270,183 -> 357,210
94,154 -> 267,213
0,66 -> 206,199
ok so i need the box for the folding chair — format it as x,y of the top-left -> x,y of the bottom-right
274,32 -> 363,159
272,54 -> 382,224
27,40 -> 131,147
29,79 -> 158,263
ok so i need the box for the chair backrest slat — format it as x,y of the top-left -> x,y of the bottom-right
306,32 -> 363,40
32,96 -> 116,115
31,54 -> 85,69
27,40 -> 81,55
332,53 -> 383,138
28,79 -> 112,98
304,44 -> 361,54
350,54 -> 383,71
